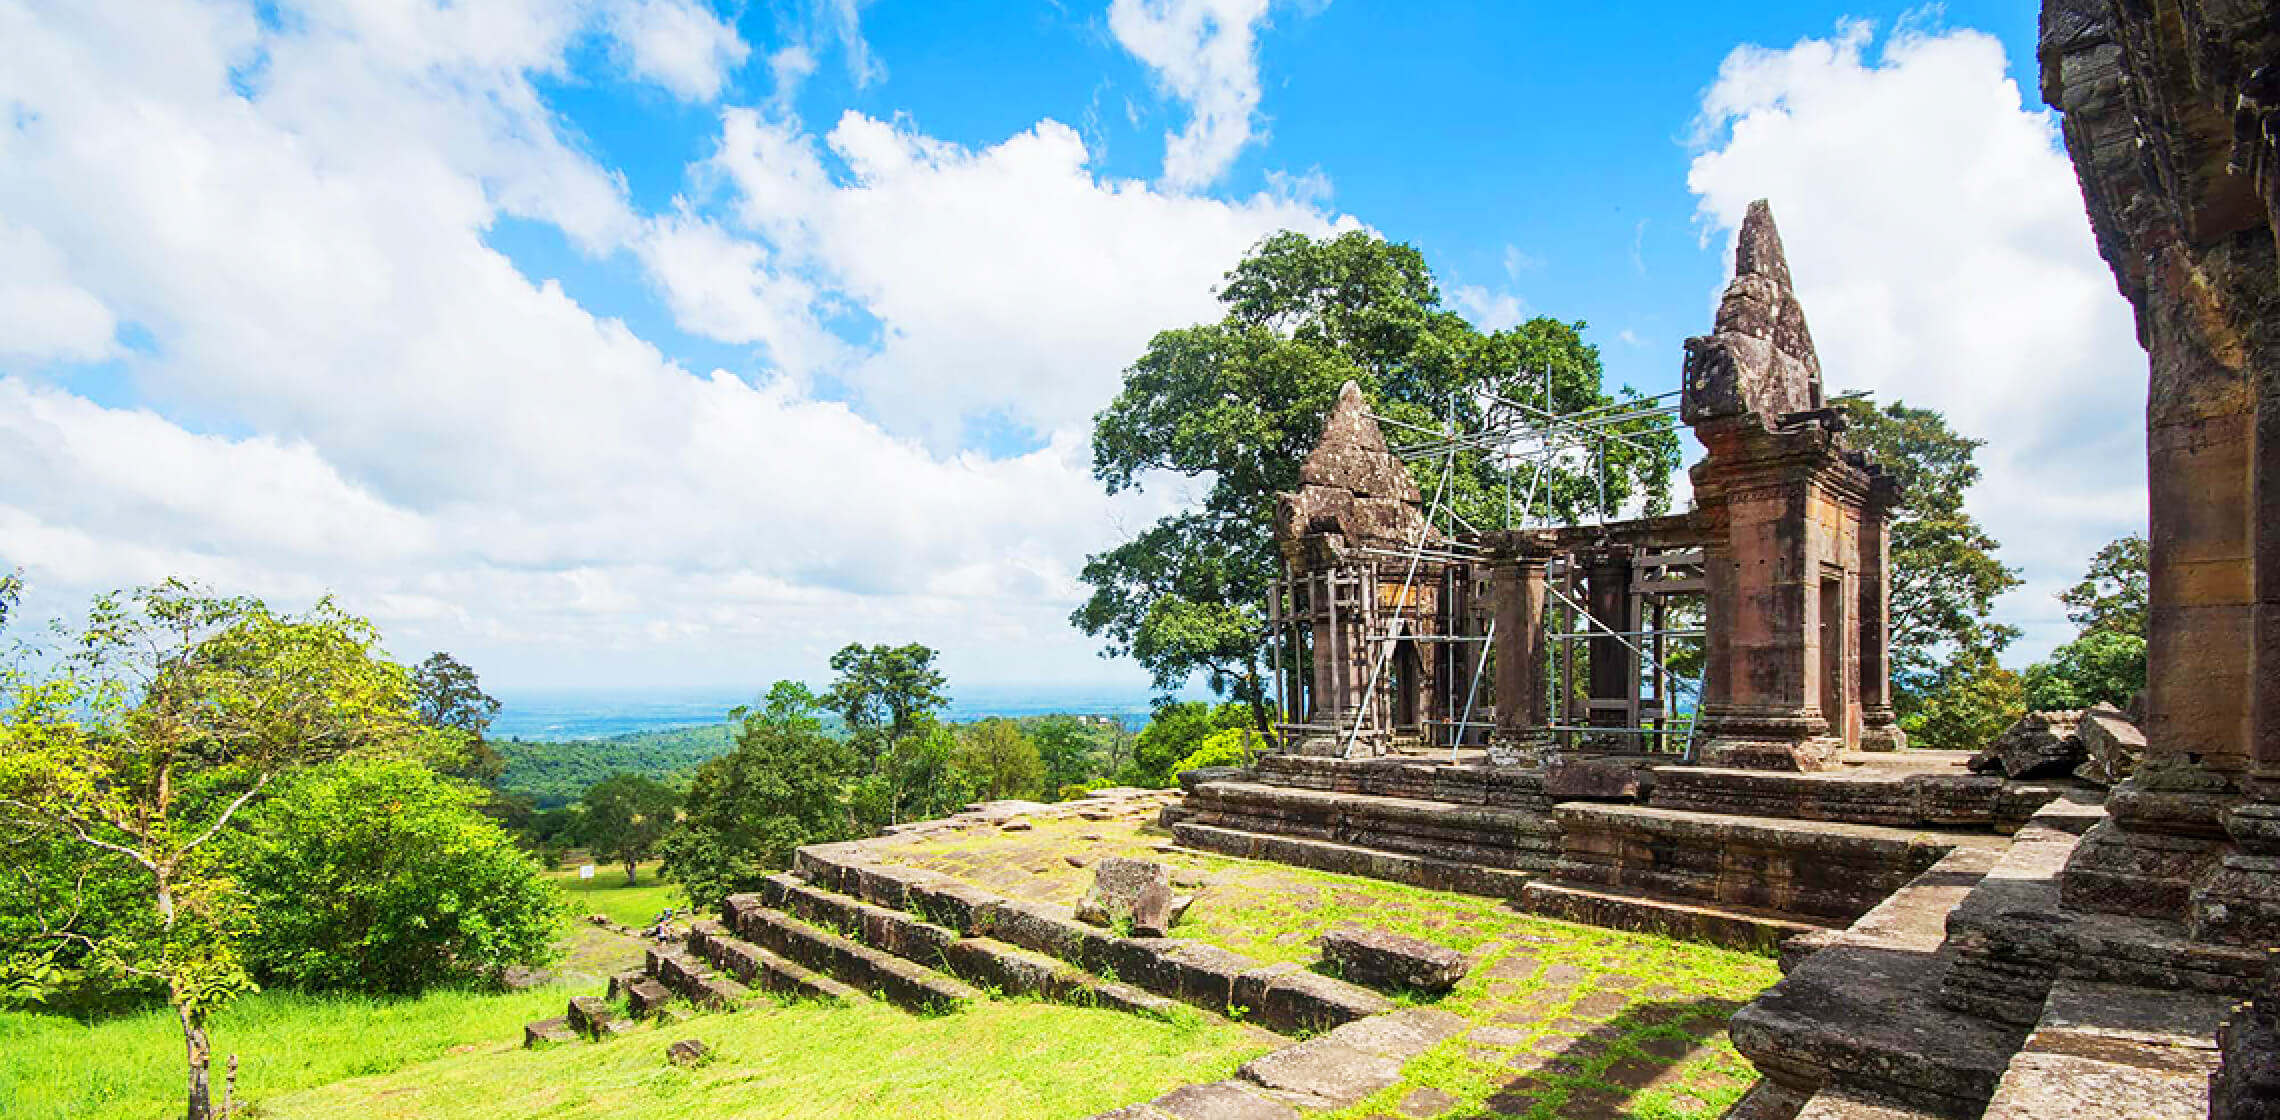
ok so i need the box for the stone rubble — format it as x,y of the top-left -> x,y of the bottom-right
2073,703 -> 2144,788
1968,710 -> 2086,780
1317,927 -> 1469,994
1075,857 -> 1178,937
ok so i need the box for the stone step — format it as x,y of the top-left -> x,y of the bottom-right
1780,845 -> 2003,972
1549,801 -> 1997,925
645,938 -> 753,1011
687,919 -> 863,1005
726,898 -> 983,1013
1250,753 -> 1555,809
1086,1007 -> 1467,1118
1179,780 -> 1560,871
1646,763 -> 2067,832
1978,979 -> 2225,1120
1518,879 -> 1827,952
786,838 -> 1390,1033
1172,821 -> 1535,898
1794,1088 -> 1953,1119
1728,940 -> 2030,1118
1940,794 -> 2263,1026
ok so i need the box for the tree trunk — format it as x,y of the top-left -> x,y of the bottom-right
624,859 -> 637,885
179,1001 -> 212,1120
1241,658 -> 1273,734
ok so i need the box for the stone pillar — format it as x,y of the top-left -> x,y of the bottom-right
1489,544 -> 1552,766
1584,547 -> 1635,740
1856,479 -> 1905,751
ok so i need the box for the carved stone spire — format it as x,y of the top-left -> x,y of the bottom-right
1681,200 -> 1826,426
1274,381 -> 1433,553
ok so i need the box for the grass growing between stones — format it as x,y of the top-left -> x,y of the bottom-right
886,812 -> 1784,1119
264,997 -> 1273,1120
0,983 -> 578,1120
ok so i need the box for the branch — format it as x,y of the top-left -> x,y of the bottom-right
177,772 -> 273,858
0,799 -> 159,873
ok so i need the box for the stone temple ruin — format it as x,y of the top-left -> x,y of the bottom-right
523,3 -> 2277,1117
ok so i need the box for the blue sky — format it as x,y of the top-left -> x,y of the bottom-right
0,1 -> 2143,696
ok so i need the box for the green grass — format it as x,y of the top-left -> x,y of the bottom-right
267,998 -> 1270,1120
0,984 -> 575,1120
546,859 -> 685,929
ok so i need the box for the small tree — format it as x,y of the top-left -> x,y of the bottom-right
1032,716 -> 1105,796
1127,701 -> 1253,787
579,773 -> 680,884
2058,534 -> 2149,639
0,580 -> 445,1120
663,683 -> 855,909
412,651 -> 505,786
955,718 -> 1044,801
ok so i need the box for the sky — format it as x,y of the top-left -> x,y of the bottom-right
0,0 -> 2147,696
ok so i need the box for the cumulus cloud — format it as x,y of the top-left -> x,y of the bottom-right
1109,0 -> 1276,190
608,0 -> 751,101
1687,21 -> 2147,661
0,0 -> 1338,691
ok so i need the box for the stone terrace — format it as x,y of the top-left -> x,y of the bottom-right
862,793 -> 1785,1119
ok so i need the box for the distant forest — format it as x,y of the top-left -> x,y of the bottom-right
496,721 -> 815,808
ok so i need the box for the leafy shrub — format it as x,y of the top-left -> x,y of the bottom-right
1127,702 -> 1254,787
223,760 -> 563,994
1170,727 -> 1270,777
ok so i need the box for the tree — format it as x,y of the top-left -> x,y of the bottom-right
1079,230 -> 1678,727
222,759 -> 561,994
662,683 -> 855,910
1127,701 -> 1254,787
412,651 -> 505,786
853,720 -> 971,830
2058,533 -> 2149,639
955,718 -> 1044,801
0,580 -> 446,1120
2023,630 -> 2148,711
579,773 -> 680,884
1032,716 -> 1106,796
1906,646 -> 2026,753
827,643 -> 948,762
1835,399 -> 2023,745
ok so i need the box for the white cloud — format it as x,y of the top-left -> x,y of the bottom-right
0,0 -> 1337,693
1450,285 -> 1525,332
608,0 -> 751,101
0,221 -> 117,362
1688,22 -> 2147,662
673,107 -> 1347,446
1109,0 -> 1275,190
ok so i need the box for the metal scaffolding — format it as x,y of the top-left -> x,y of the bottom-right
1266,377 -> 1707,758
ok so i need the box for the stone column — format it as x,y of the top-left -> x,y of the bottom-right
1489,544 -> 1552,766
1856,479 -> 1905,751
1584,547 -> 1635,741
2065,237 -> 2258,920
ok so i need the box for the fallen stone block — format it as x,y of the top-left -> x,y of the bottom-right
1318,927 -> 1469,994
2074,703 -> 2144,787
666,1038 -> 711,1068
1077,858 -> 1176,936
606,970 -> 646,1000
1969,710 -> 2085,779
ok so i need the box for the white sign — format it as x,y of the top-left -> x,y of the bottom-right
578,864 -> 596,880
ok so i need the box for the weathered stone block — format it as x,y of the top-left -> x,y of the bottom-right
2073,703 -> 2144,787
1076,858 -> 1177,936
1969,710 -> 2085,779
522,1016 -> 577,1047
1317,927 -> 1468,993
666,1038 -> 710,1068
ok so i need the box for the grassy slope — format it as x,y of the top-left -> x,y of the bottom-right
267,998 -> 1269,1120
546,860 -> 685,928
0,985 -> 574,1120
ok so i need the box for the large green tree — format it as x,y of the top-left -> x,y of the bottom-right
662,682 -> 856,910
1079,230 -> 1678,726
1835,399 -> 2023,745
222,759 -> 561,994
0,580 -> 448,1120
826,643 -> 948,769
2025,533 -> 2150,711
578,772 -> 681,884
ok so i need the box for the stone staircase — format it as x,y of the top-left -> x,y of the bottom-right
1171,754 -> 1559,898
